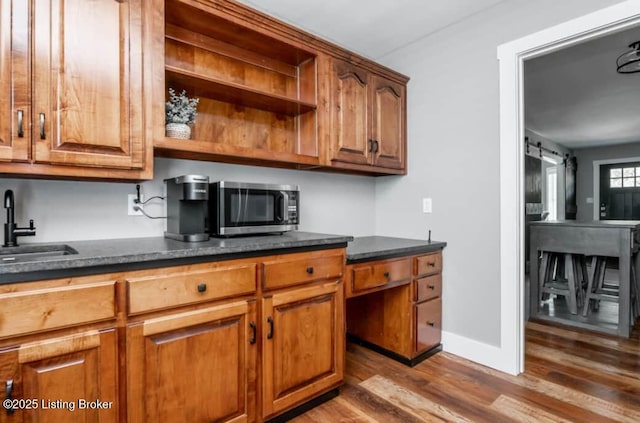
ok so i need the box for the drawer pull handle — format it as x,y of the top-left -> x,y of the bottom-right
384,271 -> 390,278
427,284 -> 436,290
428,262 -> 436,267
267,317 -> 274,339
17,110 -> 24,138
427,321 -> 436,327
249,321 -> 257,344
197,283 -> 207,293
306,267 -> 314,275
5,380 -> 14,415
39,113 -> 45,139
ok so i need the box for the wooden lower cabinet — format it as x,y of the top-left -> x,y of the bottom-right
346,250 -> 444,365
261,280 -> 344,420
126,300 -> 257,423
0,328 -> 118,423
0,247 -> 347,422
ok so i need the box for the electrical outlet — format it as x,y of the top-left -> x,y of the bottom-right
422,198 -> 432,213
128,194 -> 143,216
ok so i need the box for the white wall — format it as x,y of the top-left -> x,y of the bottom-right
0,158 -> 375,242
375,0 -> 625,347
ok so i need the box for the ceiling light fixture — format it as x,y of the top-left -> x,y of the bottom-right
616,40 -> 640,74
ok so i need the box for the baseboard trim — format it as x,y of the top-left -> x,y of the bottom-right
265,388 -> 339,423
347,333 -> 442,366
441,330 -> 515,374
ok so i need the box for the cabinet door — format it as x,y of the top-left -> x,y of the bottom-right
262,281 -> 344,419
0,0 -> 30,162
0,329 -> 118,423
31,0 -> 144,169
127,301 -> 257,423
331,60 -> 371,165
370,75 -> 405,170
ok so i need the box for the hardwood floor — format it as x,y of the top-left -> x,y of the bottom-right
292,320 -> 640,422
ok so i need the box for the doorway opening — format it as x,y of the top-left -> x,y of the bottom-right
498,1 -> 640,374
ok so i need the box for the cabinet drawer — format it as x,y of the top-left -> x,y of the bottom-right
415,274 -> 442,302
350,258 -> 411,294
127,263 -> 256,315
0,281 -> 116,339
262,252 -> 343,290
415,298 -> 442,353
415,252 -> 442,277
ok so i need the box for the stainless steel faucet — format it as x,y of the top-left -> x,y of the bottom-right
3,190 -> 36,247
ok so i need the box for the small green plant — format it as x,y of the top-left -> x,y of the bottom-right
165,88 -> 199,125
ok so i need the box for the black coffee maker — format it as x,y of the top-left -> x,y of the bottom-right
164,175 -> 209,242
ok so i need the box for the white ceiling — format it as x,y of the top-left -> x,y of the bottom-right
237,0 -> 507,60
525,26 -> 640,150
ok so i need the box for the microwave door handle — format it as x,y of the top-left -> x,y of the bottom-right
275,192 -> 288,223
282,192 -> 289,222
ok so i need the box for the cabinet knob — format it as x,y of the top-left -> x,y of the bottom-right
383,271 -> 390,279
306,267 -> 314,275
197,283 -> 207,293
427,284 -> 436,290
428,262 -> 436,267
427,321 -> 436,327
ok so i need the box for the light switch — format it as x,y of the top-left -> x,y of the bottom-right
422,198 -> 432,213
586,197 -> 594,204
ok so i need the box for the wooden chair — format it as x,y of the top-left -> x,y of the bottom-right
582,256 -> 639,324
539,252 -> 586,315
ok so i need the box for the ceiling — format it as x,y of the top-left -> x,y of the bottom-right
236,0 -> 506,60
525,26 -> 640,150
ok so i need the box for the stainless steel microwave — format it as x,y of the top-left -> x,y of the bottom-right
208,181 -> 299,236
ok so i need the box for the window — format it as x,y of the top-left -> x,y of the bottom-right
546,167 -> 557,220
610,167 -> 640,188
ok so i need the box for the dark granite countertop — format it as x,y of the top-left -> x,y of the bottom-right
0,232 -> 353,284
346,236 -> 446,263
530,220 -> 640,229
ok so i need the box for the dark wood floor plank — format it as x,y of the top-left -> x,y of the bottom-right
526,330 -> 640,371
526,355 -> 640,403
527,342 -> 640,382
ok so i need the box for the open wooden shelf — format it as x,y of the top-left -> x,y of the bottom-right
166,66 -> 316,116
165,0 -> 316,66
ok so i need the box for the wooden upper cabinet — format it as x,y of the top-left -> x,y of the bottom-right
0,0 -> 151,180
328,59 -> 407,175
32,0 -> 144,170
0,0 -> 30,162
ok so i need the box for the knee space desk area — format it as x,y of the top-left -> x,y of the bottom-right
529,220 -> 640,337
345,236 -> 447,366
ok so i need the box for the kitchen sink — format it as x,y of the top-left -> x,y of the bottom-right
0,244 -> 78,264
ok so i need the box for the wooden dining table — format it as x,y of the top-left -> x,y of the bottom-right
529,220 -> 640,337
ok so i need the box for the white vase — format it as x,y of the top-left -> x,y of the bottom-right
166,123 -> 191,140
